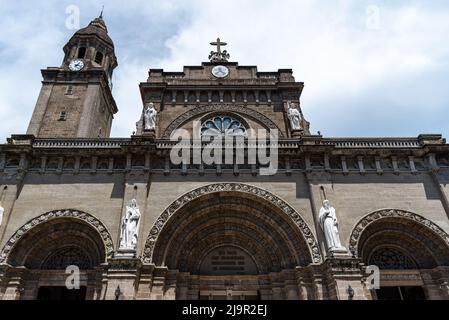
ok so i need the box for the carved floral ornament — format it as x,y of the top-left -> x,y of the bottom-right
0,209 -> 114,264
349,209 -> 449,255
143,183 -> 321,264
161,104 -> 285,139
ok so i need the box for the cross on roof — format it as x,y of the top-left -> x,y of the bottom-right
209,37 -> 230,62
210,38 -> 227,54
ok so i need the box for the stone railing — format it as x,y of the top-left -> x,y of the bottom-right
154,139 -> 300,149
24,137 -> 440,150
161,79 -> 279,86
33,138 -> 130,149
322,138 -> 421,148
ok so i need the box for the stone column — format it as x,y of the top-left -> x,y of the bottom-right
323,256 -> 366,300
149,266 -> 168,300
1,266 -> 27,300
421,267 -> 449,300
164,270 -> 178,300
103,258 -> 141,300
174,272 -> 190,300
295,266 -> 321,300
19,272 -> 39,300
135,264 -> 154,299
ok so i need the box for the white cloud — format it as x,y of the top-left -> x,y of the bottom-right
153,0 -> 449,136
158,1 -> 449,96
1,0 -> 449,141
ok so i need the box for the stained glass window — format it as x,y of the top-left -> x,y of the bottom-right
201,116 -> 247,137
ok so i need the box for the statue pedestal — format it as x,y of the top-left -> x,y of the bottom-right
115,248 -> 137,259
106,254 -> 142,300
327,247 -> 349,258
291,129 -> 303,138
143,129 -> 155,139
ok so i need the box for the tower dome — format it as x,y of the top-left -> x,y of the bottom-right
62,14 -> 117,75
73,16 -> 114,48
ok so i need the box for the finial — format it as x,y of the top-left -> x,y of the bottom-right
100,5 -> 104,18
209,37 -> 230,62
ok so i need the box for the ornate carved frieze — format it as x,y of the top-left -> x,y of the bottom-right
324,256 -> 363,273
107,257 -> 142,271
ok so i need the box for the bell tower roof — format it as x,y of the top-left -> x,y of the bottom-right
62,13 -> 118,72
72,15 -> 114,48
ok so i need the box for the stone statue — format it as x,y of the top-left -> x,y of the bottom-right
119,199 -> 141,250
319,200 -> 346,252
287,101 -> 301,131
144,103 -> 157,131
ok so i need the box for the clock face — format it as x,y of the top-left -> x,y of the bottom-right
212,65 -> 229,78
69,59 -> 84,72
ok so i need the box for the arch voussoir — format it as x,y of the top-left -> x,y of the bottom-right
143,183 -> 321,265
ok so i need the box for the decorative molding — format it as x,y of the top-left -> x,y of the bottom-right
0,209 -> 114,264
322,138 -> 421,148
368,247 -> 416,270
108,257 -> 142,271
349,209 -> 449,255
161,104 -> 285,139
33,138 -> 129,149
143,183 -> 321,264
325,257 -> 363,272
379,272 -> 423,282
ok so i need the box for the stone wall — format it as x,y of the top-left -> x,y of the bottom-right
1,168 -> 449,258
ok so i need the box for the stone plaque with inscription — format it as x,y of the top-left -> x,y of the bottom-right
199,246 -> 258,275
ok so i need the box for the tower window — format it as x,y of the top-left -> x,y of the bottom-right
95,51 -> 104,65
65,85 -> 73,95
77,47 -> 86,59
58,111 -> 67,121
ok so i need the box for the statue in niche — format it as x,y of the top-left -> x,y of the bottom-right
119,199 -> 141,250
319,200 -> 346,252
287,101 -> 301,131
144,102 -> 157,131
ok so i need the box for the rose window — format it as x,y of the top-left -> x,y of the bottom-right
200,116 -> 247,137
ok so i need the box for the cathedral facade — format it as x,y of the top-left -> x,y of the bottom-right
1,16 -> 449,300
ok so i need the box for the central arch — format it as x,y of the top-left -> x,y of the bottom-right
143,183 -> 321,271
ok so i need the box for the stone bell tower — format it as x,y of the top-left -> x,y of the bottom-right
26,14 -> 118,138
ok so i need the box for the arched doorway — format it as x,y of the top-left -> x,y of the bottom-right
0,210 -> 113,300
349,209 -> 449,300
143,183 -> 321,300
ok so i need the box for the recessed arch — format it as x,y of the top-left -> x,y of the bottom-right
143,183 -> 321,271
0,209 -> 114,266
349,209 -> 449,268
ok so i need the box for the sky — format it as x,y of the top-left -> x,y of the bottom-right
0,0 -> 448,141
